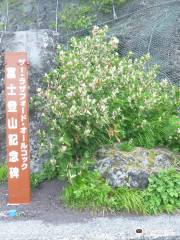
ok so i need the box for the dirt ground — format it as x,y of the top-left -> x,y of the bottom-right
0,180 -> 94,223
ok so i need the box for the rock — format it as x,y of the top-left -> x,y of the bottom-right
96,145 -> 180,189
0,29 -> 60,172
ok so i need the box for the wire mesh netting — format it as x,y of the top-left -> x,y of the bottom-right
58,0 -> 180,86
107,0 -> 180,86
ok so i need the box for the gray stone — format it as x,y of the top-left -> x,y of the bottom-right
96,145 -> 180,189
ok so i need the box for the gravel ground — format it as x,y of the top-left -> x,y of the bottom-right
0,180 -> 180,240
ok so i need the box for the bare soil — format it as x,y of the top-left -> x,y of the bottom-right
0,180 -> 92,223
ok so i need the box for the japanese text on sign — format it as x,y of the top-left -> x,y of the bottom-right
5,52 -> 31,204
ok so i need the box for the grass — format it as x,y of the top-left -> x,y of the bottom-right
0,164 -> 8,183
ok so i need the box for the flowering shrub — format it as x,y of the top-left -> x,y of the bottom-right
94,0 -> 129,13
81,0 -> 129,14
60,4 -> 94,31
34,26 -> 180,179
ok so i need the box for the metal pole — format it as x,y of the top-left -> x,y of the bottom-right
55,0 -> 59,32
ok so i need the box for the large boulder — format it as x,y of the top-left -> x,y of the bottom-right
96,145 -> 180,189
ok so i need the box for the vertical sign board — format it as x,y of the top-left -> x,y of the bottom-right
5,52 -> 31,205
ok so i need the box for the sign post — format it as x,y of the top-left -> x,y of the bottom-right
5,52 -> 31,205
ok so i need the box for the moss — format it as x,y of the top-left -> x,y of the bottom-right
147,150 -> 156,168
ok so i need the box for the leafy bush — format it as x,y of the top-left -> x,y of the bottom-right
34,26 -> 179,180
143,169 -> 180,214
92,0 -> 130,13
58,1 -> 130,31
60,4 -> 95,31
0,164 -> 8,183
62,169 -> 180,214
80,0 -> 129,14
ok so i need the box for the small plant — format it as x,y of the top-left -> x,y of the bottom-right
30,172 -> 45,189
162,115 -> 180,152
0,164 -> 8,183
62,170 -> 112,209
81,0 -> 129,13
60,4 -> 95,31
112,187 -> 145,213
0,21 -> 5,31
30,160 -> 59,189
119,140 -> 135,152
49,22 -> 56,30
143,169 -> 180,214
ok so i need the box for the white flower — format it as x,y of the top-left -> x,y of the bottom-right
92,26 -> 100,36
61,74 -> 66,79
139,106 -> 144,111
50,159 -> 56,165
59,137 -> 64,143
84,128 -> 91,136
109,37 -> 119,49
37,87 -> 42,92
60,145 -> 67,153
141,120 -> 147,127
66,91 -> 75,98
127,96 -> 132,103
160,79 -> 169,86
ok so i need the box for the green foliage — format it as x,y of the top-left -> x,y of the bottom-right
92,0 -> 129,13
60,4 -> 95,31
30,160 -> 58,189
162,115 -> 180,152
62,169 -> 180,214
49,22 -> 56,30
65,156 -> 95,183
30,172 -> 45,189
62,170 -> 144,212
80,0 -> 129,14
42,160 -> 58,181
58,0 -> 130,31
62,170 -> 112,209
143,169 -> 180,214
0,165 -> 8,183
112,187 -> 145,213
119,140 -> 135,152
0,22 -> 5,31
8,0 -> 20,5
34,26 -> 179,180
